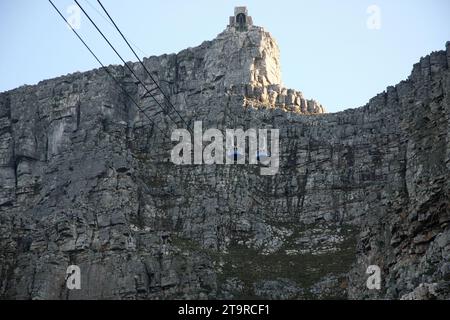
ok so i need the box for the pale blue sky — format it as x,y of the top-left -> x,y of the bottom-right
0,0 -> 449,112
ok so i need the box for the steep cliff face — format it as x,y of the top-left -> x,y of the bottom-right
0,21 -> 448,299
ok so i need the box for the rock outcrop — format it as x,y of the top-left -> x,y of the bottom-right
0,10 -> 448,299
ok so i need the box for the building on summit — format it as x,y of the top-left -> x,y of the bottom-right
229,6 -> 253,31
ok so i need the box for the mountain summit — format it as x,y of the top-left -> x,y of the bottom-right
0,7 -> 449,300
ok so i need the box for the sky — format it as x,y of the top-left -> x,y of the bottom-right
0,0 -> 449,113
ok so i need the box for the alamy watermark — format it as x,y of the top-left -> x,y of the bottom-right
171,121 -> 279,176
366,5 -> 382,30
67,4 -> 81,30
366,265 -> 381,290
66,265 -> 81,290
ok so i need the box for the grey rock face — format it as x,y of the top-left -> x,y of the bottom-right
0,19 -> 448,300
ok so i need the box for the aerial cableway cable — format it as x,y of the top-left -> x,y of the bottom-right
48,0 -> 171,141
95,0 -> 193,134
82,0 -> 149,58
73,0 -> 193,135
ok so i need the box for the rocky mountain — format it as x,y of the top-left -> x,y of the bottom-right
0,8 -> 448,300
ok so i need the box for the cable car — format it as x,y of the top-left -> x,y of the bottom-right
257,151 -> 270,162
227,148 -> 244,161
